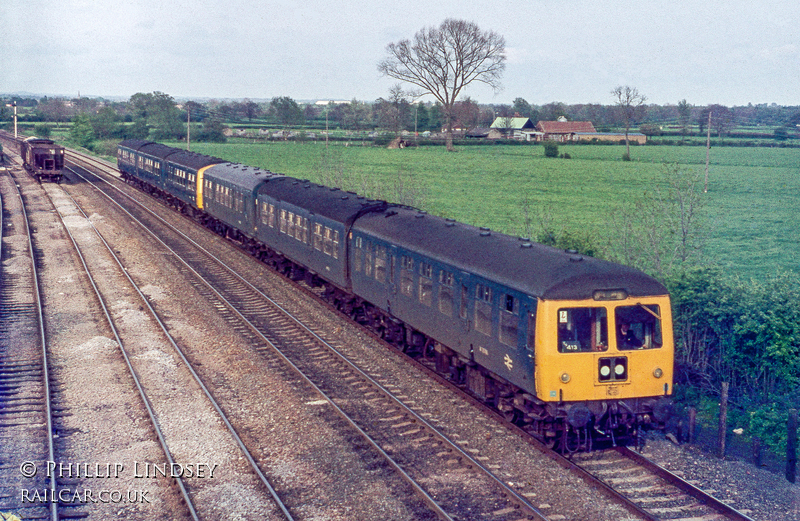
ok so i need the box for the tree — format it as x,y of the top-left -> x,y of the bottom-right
512,98 -> 534,119
90,106 -> 120,139
451,96 -> 480,131
70,112 -> 95,148
677,99 -> 692,140
270,96 -> 304,127
379,18 -> 506,151
611,85 -> 646,159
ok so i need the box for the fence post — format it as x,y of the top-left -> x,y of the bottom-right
752,437 -> 762,467
788,409 -> 797,483
688,407 -> 697,444
718,382 -> 729,458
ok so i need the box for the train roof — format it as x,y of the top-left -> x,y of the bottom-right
118,140 -> 224,170
353,206 -> 667,301
203,162 -> 282,192
257,177 -> 388,224
23,137 -> 59,146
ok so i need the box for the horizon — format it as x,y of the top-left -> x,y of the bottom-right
2,1 -> 798,108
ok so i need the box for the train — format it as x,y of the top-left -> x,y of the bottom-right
116,139 -> 674,452
21,136 -> 65,182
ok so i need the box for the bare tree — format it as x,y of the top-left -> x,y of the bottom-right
379,19 -> 506,151
612,85 -> 646,159
611,164 -> 708,277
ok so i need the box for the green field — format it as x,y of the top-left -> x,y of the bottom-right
172,141 -> 799,278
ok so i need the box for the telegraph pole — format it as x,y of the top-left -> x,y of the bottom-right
187,107 -> 191,151
705,110 -> 711,193
5,101 -> 18,139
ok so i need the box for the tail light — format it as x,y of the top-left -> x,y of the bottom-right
599,357 -> 627,382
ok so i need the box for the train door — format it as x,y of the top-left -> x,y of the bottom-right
388,245 -> 398,297
458,272 -> 471,335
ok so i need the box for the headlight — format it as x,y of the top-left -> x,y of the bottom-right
653,367 -> 663,378
599,365 -> 611,377
560,372 -> 571,383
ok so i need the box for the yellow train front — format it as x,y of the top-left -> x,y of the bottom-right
534,292 -> 673,451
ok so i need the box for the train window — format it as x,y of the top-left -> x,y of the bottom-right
322,227 -> 339,258
557,307 -> 608,353
375,245 -> 387,282
352,235 -> 362,270
499,295 -> 519,347
418,262 -> 433,307
614,305 -> 662,350
400,256 -> 414,297
280,210 -> 288,234
331,230 -> 339,259
438,271 -> 454,316
314,223 -> 324,250
364,242 -> 374,277
527,312 -> 536,352
291,214 -> 305,242
475,283 -> 493,336
323,227 -> 333,255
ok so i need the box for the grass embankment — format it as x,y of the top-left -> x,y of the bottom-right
173,141 -> 798,279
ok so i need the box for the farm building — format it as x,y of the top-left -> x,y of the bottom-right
489,117 -> 539,140
573,132 -> 647,144
536,120 -> 597,141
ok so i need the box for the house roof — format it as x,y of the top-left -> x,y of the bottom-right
536,121 -> 597,134
490,117 -> 535,129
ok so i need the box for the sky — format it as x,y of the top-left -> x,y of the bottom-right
1,0 -> 798,107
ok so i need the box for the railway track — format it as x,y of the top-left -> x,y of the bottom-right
0,159 -> 61,520
65,148 -> 550,520
0,134 -> 766,520
65,147 -> 761,521
572,447 -> 756,521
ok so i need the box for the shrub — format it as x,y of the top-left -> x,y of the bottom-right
34,124 -> 52,138
543,141 -> 558,158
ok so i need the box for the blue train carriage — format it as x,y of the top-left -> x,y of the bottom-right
201,162 -> 278,244
252,178 -> 387,292
117,140 -> 224,216
350,207 -> 539,392
117,140 -> 174,191
351,206 -> 673,444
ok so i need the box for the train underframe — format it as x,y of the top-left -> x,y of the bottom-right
24,164 -> 63,183
122,171 -> 672,452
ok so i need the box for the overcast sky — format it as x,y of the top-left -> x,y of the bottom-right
2,0 -> 798,107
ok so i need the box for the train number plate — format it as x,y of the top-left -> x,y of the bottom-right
606,385 -> 620,396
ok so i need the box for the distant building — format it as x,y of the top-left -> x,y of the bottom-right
536,120 -> 597,141
573,132 -> 647,144
489,117 -> 537,140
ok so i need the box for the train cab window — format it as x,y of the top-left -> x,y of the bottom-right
418,262 -> 433,307
557,307 -> 608,353
375,245 -> 387,283
499,294 -> 519,347
400,256 -> 414,297
475,284 -> 493,336
615,304 -> 662,350
438,271 -> 454,317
